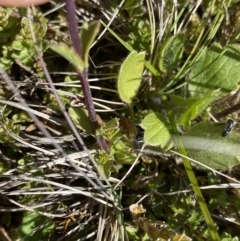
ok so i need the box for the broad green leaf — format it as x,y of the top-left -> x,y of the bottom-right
159,33 -> 185,73
189,44 -> 240,98
68,107 -> 93,135
140,112 -> 172,149
19,211 -> 54,240
50,43 -> 85,71
81,21 -> 100,67
181,121 -> 240,170
118,51 -> 145,103
171,91 -> 218,128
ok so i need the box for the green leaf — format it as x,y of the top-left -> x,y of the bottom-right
95,150 -> 113,178
159,33 -> 185,73
81,21 -> 100,67
96,118 -> 137,165
0,118 -> 20,144
96,118 -> 121,144
173,91 -> 218,128
126,226 -> 140,241
181,121 -> 240,170
112,139 -> 137,165
19,211 -> 54,240
189,44 -> 240,98
118,51 -> 145,103
12,111 -> 32,123
140,112 -> 172,149
50,43 -> 85,71
68,107 -> 93,134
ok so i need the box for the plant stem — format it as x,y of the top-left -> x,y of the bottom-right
214,102 -> 240,119
65,0 -> 109,152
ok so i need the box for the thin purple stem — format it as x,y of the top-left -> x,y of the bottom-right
65,0 -> 82,56
65,0 -> 109,152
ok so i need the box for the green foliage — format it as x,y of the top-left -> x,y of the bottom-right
140,112 -> 172,149
182,121 -> 240,170
122,0 -> 145,19
117,51 -> 145,103
96,118 -> 121,143
18,211 -> 54,240
126,226 -> 139,241
50,21 -> 100,72
68,107 -> 93,134
95,150 -> 113,178
12,110 -> 32,123
63,75 -> 83,95
0,8 -> 48,77
11,16 -> 48,63
128,20 -> 152,51
43,92 -> 71,116
97,118 -> 137,165
220,234 -> 239,241
0,7 -> 20,35
0,117 -> 21,173
50,43 -> 85,71
0,117 -> 20,143
159,33 -> 185,73
171,91 -> 218,128
18,154 -> 33,170
81,21 -> 100,66
111,139 -> 137,165
189,44 -> 240,98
